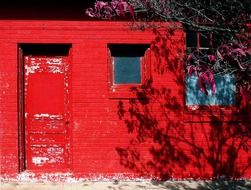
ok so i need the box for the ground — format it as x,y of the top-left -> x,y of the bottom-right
1,180 -> 251,190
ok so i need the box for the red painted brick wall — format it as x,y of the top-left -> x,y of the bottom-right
0,21 -> 250,180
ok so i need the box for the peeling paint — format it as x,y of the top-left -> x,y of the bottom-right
31,114 -> 64,130
32,157 -> 49,165
47,147 -> 64,154
25,64 -> 40,75
47,65 -> 64,74
46,58 -> 64,65
22,55 -> 71,172
47,156 -> 65,164
33,114 -> 63,120
33,113 -> 50,117
31,147 -> 65,166
25,57 -> 66,75
1,172 -> 157,183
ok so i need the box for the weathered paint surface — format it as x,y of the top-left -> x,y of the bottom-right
0,21 -> 250,182
24,56 -> 71,171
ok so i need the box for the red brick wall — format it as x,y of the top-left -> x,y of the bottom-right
0,21 -> 250,180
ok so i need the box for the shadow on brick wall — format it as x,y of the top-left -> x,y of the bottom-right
115,28 -> 251,180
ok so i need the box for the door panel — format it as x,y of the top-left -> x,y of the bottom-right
24,56 -> 70,171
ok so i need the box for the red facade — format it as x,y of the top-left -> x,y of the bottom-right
0,19 -> 250,181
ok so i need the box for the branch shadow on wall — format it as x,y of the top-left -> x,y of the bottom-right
115,28 -> 251,182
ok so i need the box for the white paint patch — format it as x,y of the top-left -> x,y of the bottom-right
33,113 -> 50,117
33,114 -> 63,120
25,64 -> 40,75
48,65 -> 64,74
187,105 -> 199,110
46,58 -> 63,65
32,157 -> 49,166
11,172 -> 155,183
49,114 -> 63,119
25,57 -> 65,75
16,171 -> 37,182
47,156 -> 65,164
47,147 -> 64,154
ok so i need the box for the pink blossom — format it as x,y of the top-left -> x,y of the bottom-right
208,55 -> 216,62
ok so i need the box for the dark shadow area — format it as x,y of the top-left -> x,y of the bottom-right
115,28 -> 251,181
20,44 -> 72,56
108,44 -> 149,57
155,179 -> 251,190
0,0 -> 94,20
195,180 -> 251,190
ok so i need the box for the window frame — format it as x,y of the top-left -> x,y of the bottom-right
107,44 -> 151,98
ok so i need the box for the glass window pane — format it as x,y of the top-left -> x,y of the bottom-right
114,57 -> 141,84
186,31 -> 197,47
186,74 -> 235,105
200,32 -> 210,48
213,32 -> 220,48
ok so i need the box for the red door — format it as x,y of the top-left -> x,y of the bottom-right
24,55 -> 71,172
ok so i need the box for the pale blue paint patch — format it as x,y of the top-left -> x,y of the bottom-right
186,74 -> 235,105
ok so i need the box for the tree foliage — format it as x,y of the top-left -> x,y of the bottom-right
86,0 -> 251,179
86,0 -> 250,102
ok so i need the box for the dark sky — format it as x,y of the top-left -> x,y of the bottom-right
1,0 -> 95,8
0,0 -> 96,20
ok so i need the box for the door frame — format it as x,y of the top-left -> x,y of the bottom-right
18,44 -> 72,172
18,47 -> 26,172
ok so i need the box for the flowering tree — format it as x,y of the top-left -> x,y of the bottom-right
86,0 -> 250,103
86,1 -> 251,179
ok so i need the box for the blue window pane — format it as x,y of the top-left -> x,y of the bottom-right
186,74 -> 235,105
114,57 -> 141,84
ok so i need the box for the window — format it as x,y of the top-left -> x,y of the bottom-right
185,31 -> 235,106
186,31 -> 214,53
108,44 -> 150,97
114,57 -> 141,84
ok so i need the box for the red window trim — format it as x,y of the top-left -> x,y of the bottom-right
108,47 -> 151,98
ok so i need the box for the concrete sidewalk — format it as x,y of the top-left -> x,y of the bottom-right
1,180 -> 251,190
